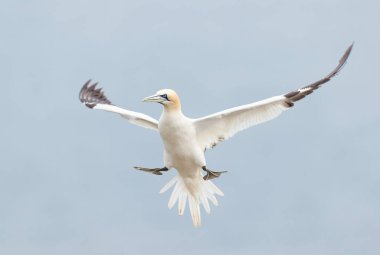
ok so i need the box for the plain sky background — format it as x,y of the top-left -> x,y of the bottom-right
1,0 -> 379,254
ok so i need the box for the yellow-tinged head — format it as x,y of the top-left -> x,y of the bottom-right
142,89 -> 181,110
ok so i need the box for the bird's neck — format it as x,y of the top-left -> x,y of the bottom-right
163,102 -> 182,113
162,104 -> 184,118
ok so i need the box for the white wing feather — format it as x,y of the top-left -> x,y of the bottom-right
194,96 -> 289,150
194,43 -> 353,150
79,80 -> 159,131
93,104 -> 158,131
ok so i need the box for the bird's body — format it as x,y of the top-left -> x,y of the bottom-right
159,110 -> 204,178
79,44 -> 353,227
153,90 -> 223,225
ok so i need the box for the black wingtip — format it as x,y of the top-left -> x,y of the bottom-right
339,43 -> 354,65
324,42 -> 353,80
79,79 -> 112,108
79,79 -> 92,103
284,43 -> 354,106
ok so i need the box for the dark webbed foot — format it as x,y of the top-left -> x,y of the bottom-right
134,166 -> 169,175
202,166 -> 227,180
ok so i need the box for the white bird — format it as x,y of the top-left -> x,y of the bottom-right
79,44 -> 353,227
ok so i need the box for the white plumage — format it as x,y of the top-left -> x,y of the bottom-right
79,44 -> 353,227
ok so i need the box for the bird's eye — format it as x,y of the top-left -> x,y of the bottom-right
161,94 -> 169,100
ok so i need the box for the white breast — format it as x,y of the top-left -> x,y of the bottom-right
158,111 -> 205,177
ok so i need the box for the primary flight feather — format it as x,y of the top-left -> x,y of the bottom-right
79,44 -> 353,227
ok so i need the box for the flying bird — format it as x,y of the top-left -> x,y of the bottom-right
79,44 -> 353,227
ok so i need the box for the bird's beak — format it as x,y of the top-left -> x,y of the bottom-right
142,94 -> 163,103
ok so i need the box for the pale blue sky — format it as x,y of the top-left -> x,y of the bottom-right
1,0 -> 379,254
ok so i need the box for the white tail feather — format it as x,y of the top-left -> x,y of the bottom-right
208,181 -> 224,196
159,176 -> 178,194
178,192 -> 187,215
200,192 -> 210,214
160,174 -> 224,227
168,180 -> 181,209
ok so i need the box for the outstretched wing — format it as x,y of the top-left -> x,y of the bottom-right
194,44 -> 353,150
79,80 -> 159,131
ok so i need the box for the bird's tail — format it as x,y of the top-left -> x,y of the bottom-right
159,173 -> 224,227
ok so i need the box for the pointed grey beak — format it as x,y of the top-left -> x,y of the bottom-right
142,94 -> 163,103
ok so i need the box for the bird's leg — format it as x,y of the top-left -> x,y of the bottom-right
134,166 -> 169,176
202,166 -> 227,180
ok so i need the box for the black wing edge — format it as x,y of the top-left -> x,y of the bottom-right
79,79 -> 112,109
284,43 -> 354,107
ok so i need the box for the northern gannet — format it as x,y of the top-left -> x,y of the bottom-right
79,44 -> 353,227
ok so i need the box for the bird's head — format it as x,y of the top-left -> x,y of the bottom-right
143,89 -> 181,110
